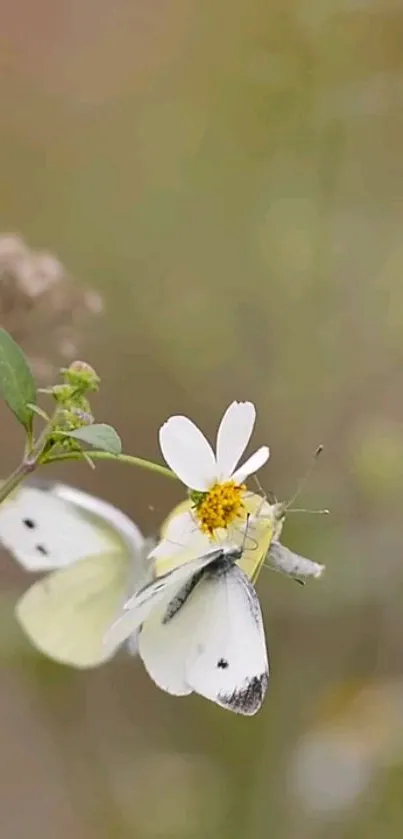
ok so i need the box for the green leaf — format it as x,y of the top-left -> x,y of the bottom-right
0,329 -> 37,429
63,423 -> 122,455
26,403 -> 50,423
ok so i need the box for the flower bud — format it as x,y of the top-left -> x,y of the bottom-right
54,406 -> 93,432
51,384 -> 74,405
70,407 -> 94,426
62,360 -> 100,392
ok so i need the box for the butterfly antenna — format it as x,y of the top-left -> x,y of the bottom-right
240,513 -> 253,554
283,444 -> 324,512
288,507 -> 330,515
252,475 -> 277,505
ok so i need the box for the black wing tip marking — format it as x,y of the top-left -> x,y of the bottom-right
219,672 -> 269,716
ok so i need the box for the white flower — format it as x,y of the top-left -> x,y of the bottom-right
150,402 -> 271,574
160,400 -> 269,492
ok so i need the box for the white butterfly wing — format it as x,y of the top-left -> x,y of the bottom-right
137,598 -> 194,695
122,535 -> 157,657
134,561 -> 213,696
16,551 -> 132,668
49,481 -> 144,556
106,547 -> 224,653
139,565 -> 269,714
0,481 -> 136,572
185,566 -> 269,715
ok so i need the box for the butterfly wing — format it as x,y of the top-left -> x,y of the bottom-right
0,479 -> 141,572
185,564 -> 269,714
139,563 -> 269,714
105,546 -> 224,653
135,569 -> 208,696
16,551 -> 133,667
137,598 -> 194,695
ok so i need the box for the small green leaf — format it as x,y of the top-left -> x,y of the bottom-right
63,423 -> 122,455
0,329 -> 37,429
26,403 -> 50,423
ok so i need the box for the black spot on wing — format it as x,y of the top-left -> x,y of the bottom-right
23,518 -> 36,529
217,658 -> 229,669
35,544 -> 48,556
218,673 -> 269,716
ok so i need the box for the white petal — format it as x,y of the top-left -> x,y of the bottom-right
150,510 -> 209,558
150,538 -> 180,561
151,510 -> 214,576
226,522 -> 247,547
159,416 -> 217,490
162,510 -> 199,545
154,534 -> 214,576
216,401 -> 256,480
150,511 -> 199,560
231,446 -> 270,483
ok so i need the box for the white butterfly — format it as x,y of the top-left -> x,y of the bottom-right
0,479 -> 152,668
106,542 -> 269,716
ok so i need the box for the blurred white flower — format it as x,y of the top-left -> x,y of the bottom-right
288,678 -> 403,818
290,729 -> 374,815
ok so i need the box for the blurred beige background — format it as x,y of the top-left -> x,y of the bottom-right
2,1 -> 403,837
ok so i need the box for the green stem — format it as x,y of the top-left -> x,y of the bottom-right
43,450 -> 178,480
0,410 -> 61,505
0,460 -> 34,505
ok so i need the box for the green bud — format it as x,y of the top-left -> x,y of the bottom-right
70,407 -> 94,427
189,489 -> 207,508
50,384 -> 91,412
72,395 -> 91,413
51,384 -> 75,405
54,407 -> 91,432
59,435 -> 84,453
62,360 -> 100,393
53,408 -> 78,432
53,400 -> 95,436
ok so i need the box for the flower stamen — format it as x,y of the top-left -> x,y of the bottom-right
192,481 -> 246,535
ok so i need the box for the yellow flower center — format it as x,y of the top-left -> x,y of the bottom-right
193,481 -> 246,535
